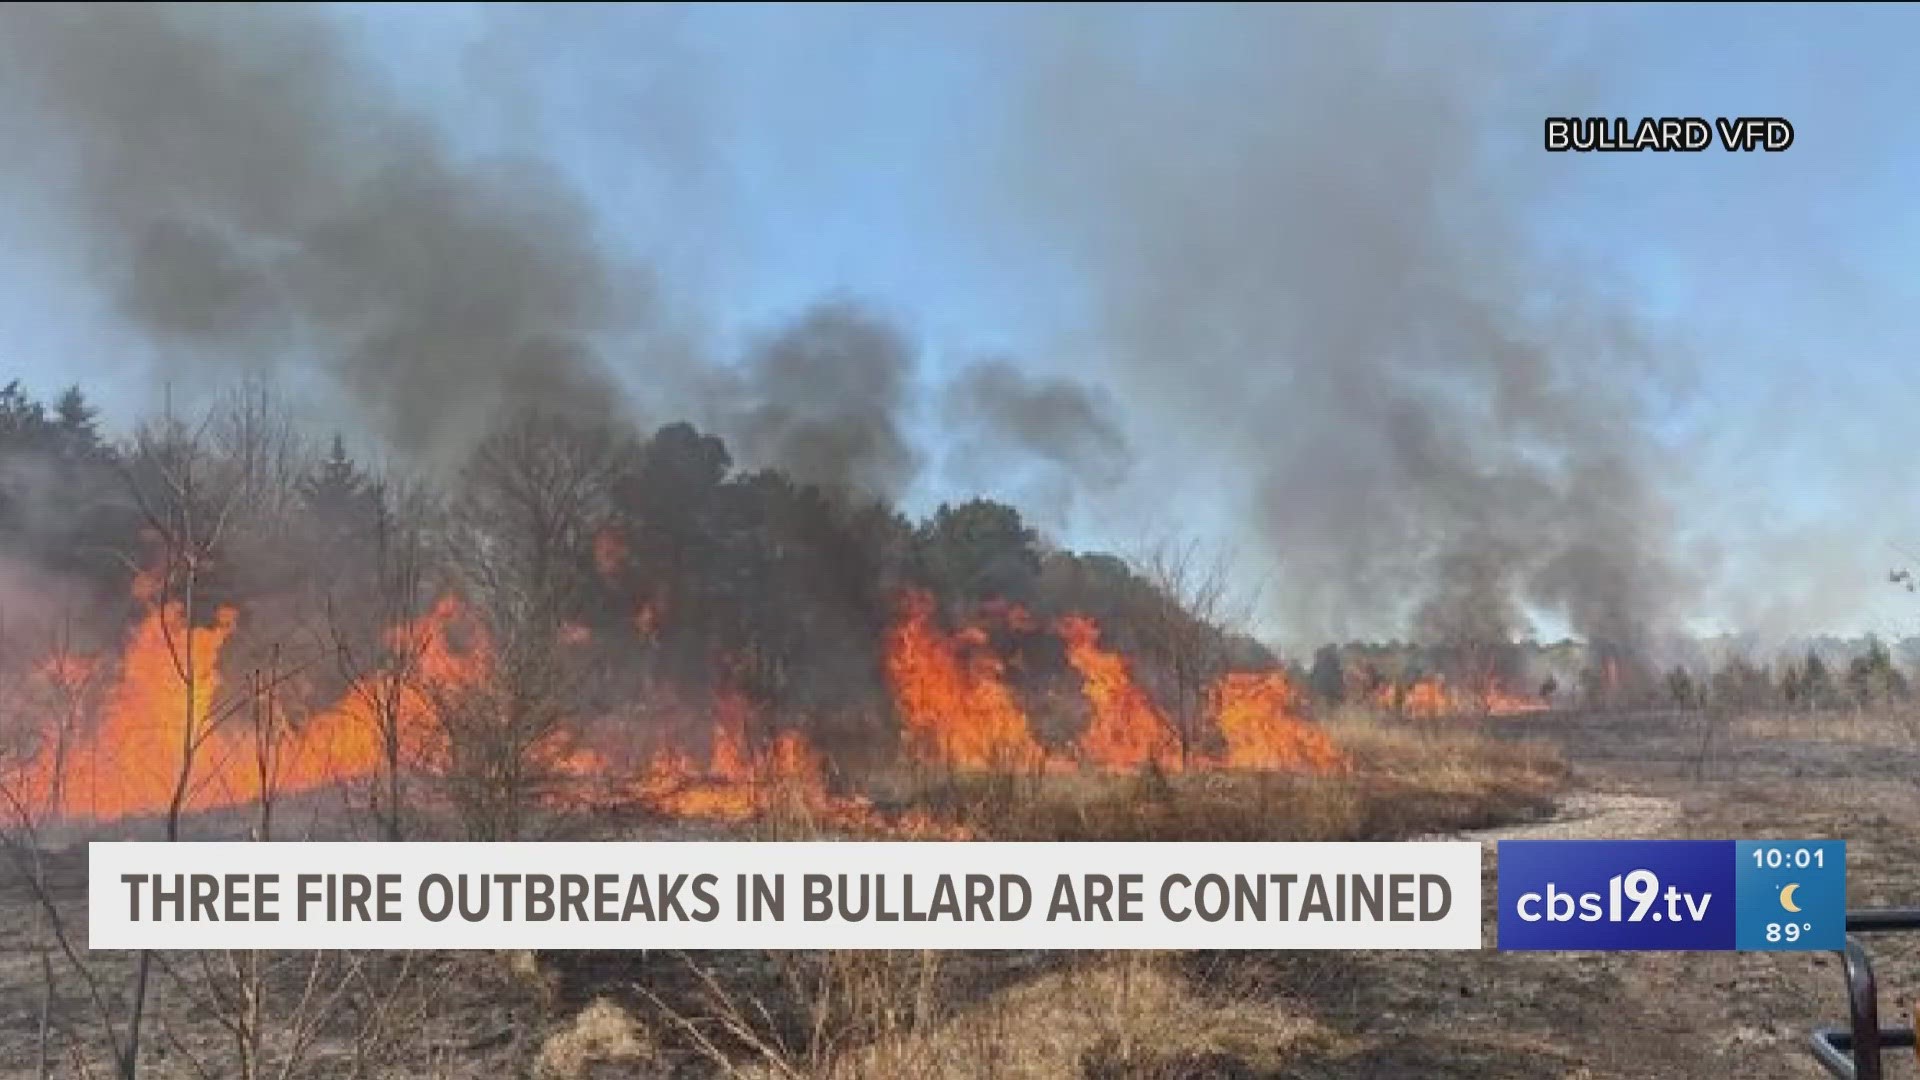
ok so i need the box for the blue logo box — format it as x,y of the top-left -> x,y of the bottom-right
1497,840 -> 1844,951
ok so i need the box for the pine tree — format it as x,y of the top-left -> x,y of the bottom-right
0,380 -> 48,449
301,433 -> 383,559
1847,637 -> 1908,707
303,434 -> 372,512
1666,666 -> 1695,709
1800,649 -> 1833,709
1309,644 -> 1346,706
52,385 -> 101,456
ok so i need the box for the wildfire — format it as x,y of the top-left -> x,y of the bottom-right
1210,671 -> 1346,773
882,590 -> 1046,772
634,688 -> 795,820
1055,614 -> 1182,771
879,592 -> 1343,780
18,584 -> 240,821
1371,674 -> 1549,718
1399,677 -> 1453,719
1483,685 -> 1551,716
593,526 -> 630,580
11,566 -> 1346,837
9,584 -> 495,824
291,593 -> 483,784
627,685 -> 971,838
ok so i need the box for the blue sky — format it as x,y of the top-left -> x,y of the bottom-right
4,4 -> 1920,643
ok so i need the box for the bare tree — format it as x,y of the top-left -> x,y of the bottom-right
0,595 -> 128,1079
323,474 -> 439,841
107,382 -> 307,1076
1135,536 -> 1254,769
154,646 -> 387,1080
0,786 -> 134,1080
13,612 -> 105,824
438,409 -> 632,839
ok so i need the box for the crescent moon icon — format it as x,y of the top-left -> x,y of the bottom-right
1781,883 -> 1802,913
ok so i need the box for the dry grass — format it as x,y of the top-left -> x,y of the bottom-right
505,948 -> 563,1012
625,948 -> 951,1077
816,953 -> 1328,1080
587,710 -> 1558,1076
647,950 -> 1329,1080
535,997 -> 655,1079
1731,707 -> 1920,747
1,709 -> 1562,1080
890,709 -> 1566,844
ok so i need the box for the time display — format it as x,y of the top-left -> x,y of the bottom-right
1734,840 -> 1845,951
1749,847 -> 1827,872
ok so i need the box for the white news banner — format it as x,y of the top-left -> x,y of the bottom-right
91,841 -> 1483,950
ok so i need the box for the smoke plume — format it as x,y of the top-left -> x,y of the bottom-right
943,360 -> 1130,490
0,4 -> 641,464
720,301 -> 922,500
0,4 -> 1695,649
983,5 -> 1687,649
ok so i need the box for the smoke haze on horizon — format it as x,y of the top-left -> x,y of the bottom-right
0,3 -> 1914,648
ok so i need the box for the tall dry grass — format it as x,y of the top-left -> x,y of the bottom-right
593,950 -> 1326,1080
1731,706 -> 1920,747
533,707 -> 1564,1080
882,708 -> 1564,843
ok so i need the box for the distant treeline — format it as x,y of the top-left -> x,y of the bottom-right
1299,636 -> 1919,712
0,378 -> 1900,748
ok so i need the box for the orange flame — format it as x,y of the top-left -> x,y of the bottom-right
1483,685 -> 1550,716
883,590 -> 1045,771
630,686 -> 818,820
1056,614 -> 1181,771
593,527 -> 629,580
18,564 -> 1355,837
1370,674 -> 1548,718
1210,671 -> 1346,773
1401,677 -> 1453,719
626,684 -> 970,837
19,581 -> 239,820
12,584 -> 501,823
292,593 -> 484,783
708,688 -> 753,783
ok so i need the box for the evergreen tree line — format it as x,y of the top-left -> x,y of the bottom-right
0,381 -> 1265,773
1661,640 -> 1911,712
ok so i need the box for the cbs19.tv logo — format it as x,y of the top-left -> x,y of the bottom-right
1497,840 -> 1843,952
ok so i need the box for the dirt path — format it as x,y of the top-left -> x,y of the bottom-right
1250,711 -> 1920,1079
1459,790 -> 1682,843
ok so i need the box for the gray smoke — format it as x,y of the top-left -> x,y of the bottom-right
932,359 -> 1131,535
0,4 -> 1697,649
721,300 -> 921,500
984,5 -> 1688,648
0,3 -> 641,464
942,360 -> 1130,489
